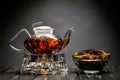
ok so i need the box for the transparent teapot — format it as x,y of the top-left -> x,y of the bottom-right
10,22 -> 74,74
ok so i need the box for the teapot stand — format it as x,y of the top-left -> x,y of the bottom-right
20,52 -> 68,74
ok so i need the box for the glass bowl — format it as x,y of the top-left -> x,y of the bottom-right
72,49 -> 110,74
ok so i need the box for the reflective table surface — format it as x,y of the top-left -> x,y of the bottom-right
0,65 -> 120,80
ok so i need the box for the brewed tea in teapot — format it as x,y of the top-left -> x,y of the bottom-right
10,22 -> 74,74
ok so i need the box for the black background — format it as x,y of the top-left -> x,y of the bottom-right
0,0 -> 119,67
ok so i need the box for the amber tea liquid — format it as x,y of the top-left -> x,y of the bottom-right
24,38 -> 65,54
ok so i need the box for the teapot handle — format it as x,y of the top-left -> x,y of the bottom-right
10,28 -> 31,51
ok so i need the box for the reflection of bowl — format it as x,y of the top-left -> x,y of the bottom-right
72,49 -> 110,74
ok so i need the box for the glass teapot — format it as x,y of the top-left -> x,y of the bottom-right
10,22 -> 74,54
10,22 -> 74,74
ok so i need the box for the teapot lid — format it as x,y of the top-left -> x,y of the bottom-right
33,26 -> 54,34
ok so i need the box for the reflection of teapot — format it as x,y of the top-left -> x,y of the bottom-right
10,22 -> 74,54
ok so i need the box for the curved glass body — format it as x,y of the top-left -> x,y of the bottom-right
24,34 -> 64,54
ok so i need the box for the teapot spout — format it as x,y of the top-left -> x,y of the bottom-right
63,27 -> 75,48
